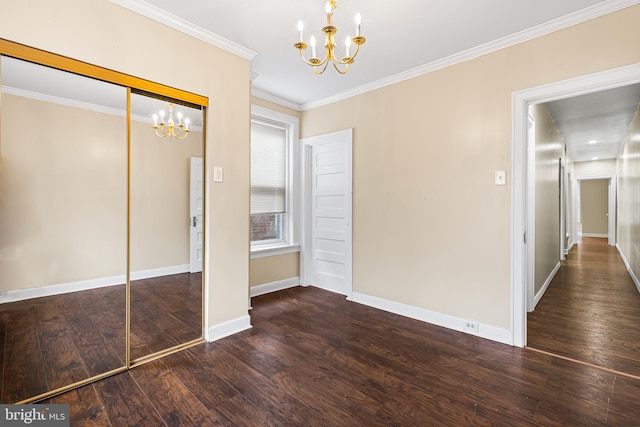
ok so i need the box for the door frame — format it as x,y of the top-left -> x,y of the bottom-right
559,158 -> 566,261
511,63 -> 640,347
300,129 -> 354,299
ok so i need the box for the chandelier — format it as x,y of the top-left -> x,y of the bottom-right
152,104 -> 190,139
294,0 -> 365,74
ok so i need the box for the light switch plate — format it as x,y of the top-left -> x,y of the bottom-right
213,166 -> 223,183
495,170 -> 506,186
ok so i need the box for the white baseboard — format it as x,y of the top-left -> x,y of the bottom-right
350,292 -> 512,345
581,233 -> 608,238
0,264 -> 190,304
617,244 -> 640,294
206,315 -> 251,342
130,264 -> 190,281
250,277 -> 299,298
532,261 -> 561,311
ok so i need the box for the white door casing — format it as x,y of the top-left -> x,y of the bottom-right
301,129 -> 353,298
190,157 -> 204,273
512,63 -> 640,348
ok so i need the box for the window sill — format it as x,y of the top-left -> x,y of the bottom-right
250,243 -> 300,259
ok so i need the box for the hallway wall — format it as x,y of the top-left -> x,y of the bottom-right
532,104 -> 564,296
617,105 -> 640,288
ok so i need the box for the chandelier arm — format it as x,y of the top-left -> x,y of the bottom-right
332,61 -> 349,74
298,47 -> 331,67
314,59 -> 331,74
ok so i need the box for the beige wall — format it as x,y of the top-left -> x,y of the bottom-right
1,94 -> 128,290
248,96 -> 301,289
532,104 -> 564,295
130,116 -> 203,271
0,95 -> 202,291
301,5 -> 640,330
250,253 -> 299,288
0,0 -> 251,330
580,179 -> 609,235
617,105 -> 640,281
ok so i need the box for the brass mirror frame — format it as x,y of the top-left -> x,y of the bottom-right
0,38 -> 208,403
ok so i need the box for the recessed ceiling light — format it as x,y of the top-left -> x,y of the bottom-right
587,140 -> 598,144
591,157 -> 599,160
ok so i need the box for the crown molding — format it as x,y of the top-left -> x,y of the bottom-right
251,87 -> 303,112
2,86 -> 204,130
301,0 -> 640,111
3,86 -> 127,118
108,0 -> 257,61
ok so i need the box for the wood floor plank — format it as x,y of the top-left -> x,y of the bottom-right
33,298 -> 92,391
528,237 -> 640,377
29,274 -> 640,424
128,359 -> 224,426
188,343 -> 330,425
92,372 -> 166,426
161,349 -> 273,427
51,383 -> 110,426
2,306 -> 49,403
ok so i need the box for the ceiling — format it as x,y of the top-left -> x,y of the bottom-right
116,0 -> 633,108
3,0 -> 640,161
110,0 -> 640,161
545,84 -> 640,162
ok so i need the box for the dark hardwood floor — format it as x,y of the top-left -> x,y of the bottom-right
0,273 -> 201,403
528,237 -> 640,378
36,285 -> 640,425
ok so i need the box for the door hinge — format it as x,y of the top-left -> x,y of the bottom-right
524,231 -> 527,244
192,216 -> 197,227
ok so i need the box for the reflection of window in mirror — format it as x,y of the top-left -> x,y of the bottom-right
250,106 -> 300,257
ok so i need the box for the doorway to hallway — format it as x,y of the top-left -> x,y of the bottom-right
527,237 -> 640,378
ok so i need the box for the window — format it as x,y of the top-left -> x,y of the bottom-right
250,106 -> 299,257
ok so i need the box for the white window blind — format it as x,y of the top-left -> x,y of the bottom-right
251,120 -> 287,215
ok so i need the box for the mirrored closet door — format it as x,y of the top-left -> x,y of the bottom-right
129,92 -> 204,362
0,40 -> 207,403
0,56 -> 128,403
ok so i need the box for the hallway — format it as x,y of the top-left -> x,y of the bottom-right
527,237 -> 640,378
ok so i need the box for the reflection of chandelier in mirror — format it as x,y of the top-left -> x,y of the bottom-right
294,0 -> 365,74
152,103 -> 190,139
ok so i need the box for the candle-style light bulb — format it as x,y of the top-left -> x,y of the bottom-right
310,35 -> 317,58
345,36 -> 351,57
152,114 -> 158,127
297,20 -> 304,42
185,118 -> 190,131
177,111 -> 183,124
355,13 -> 361,36
325,1 -> 332,26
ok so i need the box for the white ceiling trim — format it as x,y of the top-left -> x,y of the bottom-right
2,86 -> 204,130
251,88 -> 302,112
108,0 -> 257,61
3,86 -> 126,118
299,0 -> 640,111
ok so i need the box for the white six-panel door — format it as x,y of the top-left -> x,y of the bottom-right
302,129 -> 352,297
